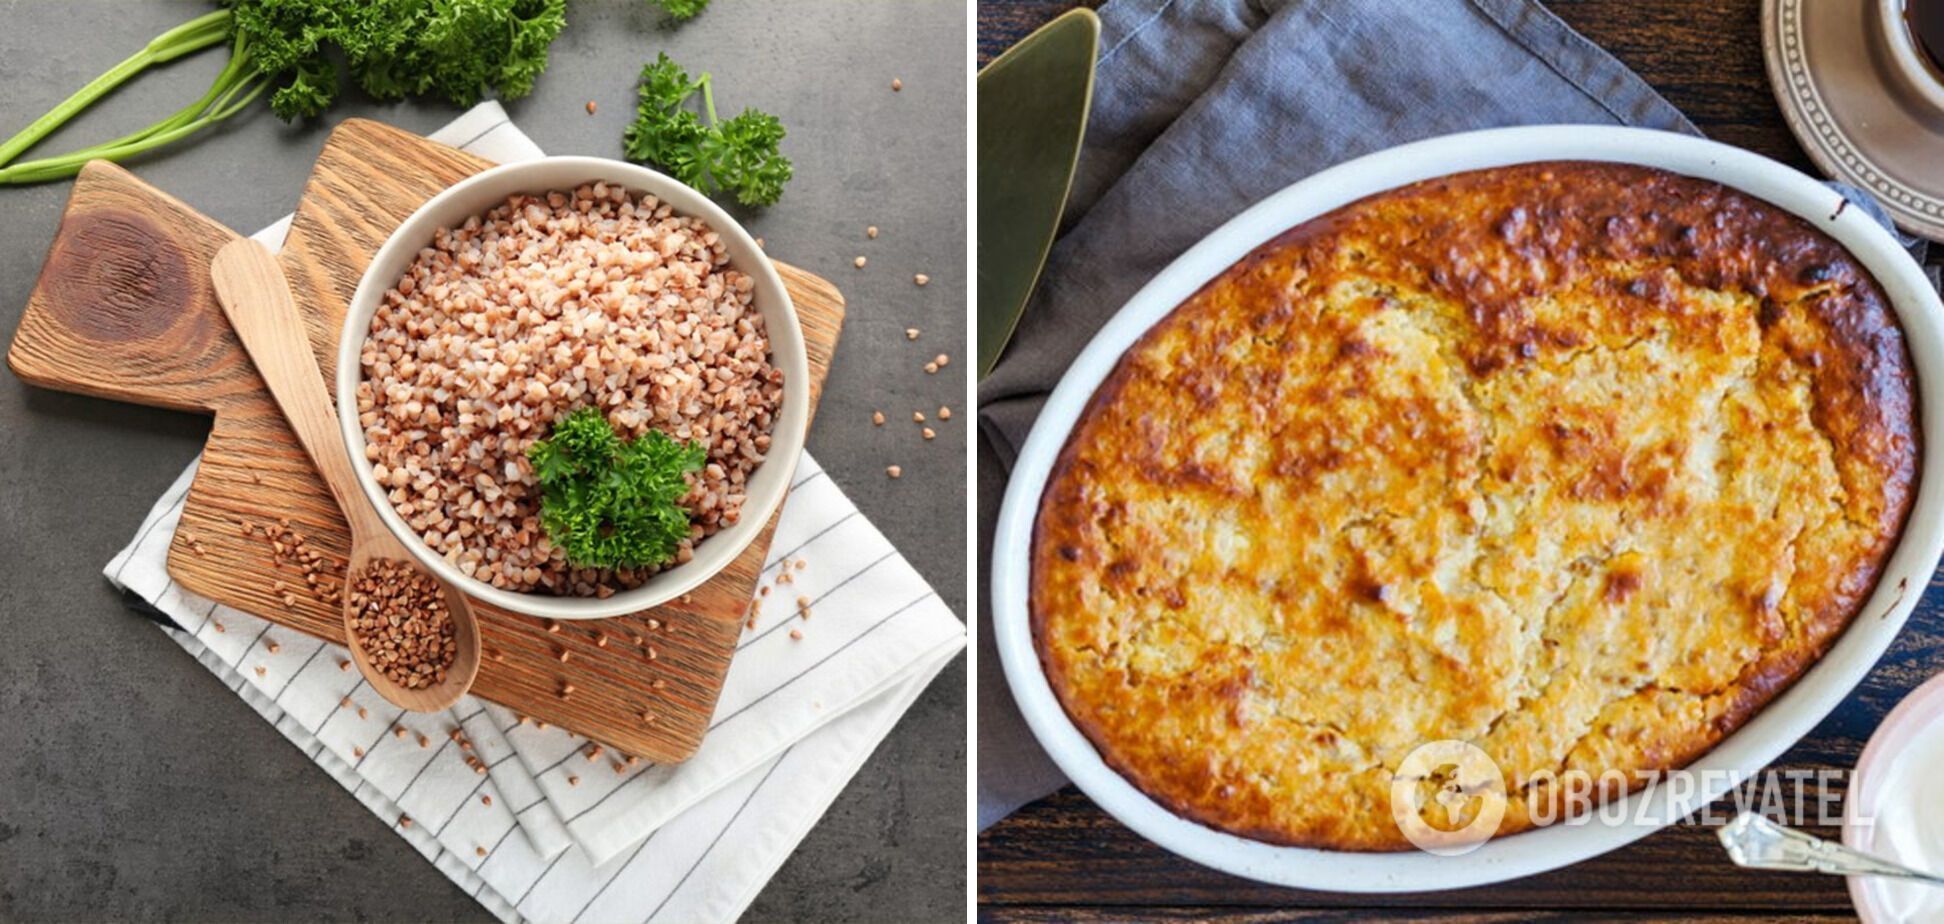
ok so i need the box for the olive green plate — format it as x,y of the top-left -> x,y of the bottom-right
976,8 -> 1099,379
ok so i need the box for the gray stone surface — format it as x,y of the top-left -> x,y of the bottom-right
0,1 -> 966,920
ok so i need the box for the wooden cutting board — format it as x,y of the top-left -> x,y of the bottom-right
6,119 -> 844,763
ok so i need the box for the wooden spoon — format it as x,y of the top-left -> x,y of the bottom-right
210,238 -> 480,712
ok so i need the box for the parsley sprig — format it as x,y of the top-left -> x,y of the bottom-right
0,0 -> 571,185
528,408 -> 706,570
651,0 -> 711,20
622,53 -> 792,207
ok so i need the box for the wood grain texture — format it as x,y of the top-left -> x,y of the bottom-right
978,0 -> 1944,914
8,160 -> 240,411
209,238 -> 481,713
7,118 -> 846,763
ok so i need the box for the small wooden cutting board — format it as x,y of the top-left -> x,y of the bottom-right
6,119 -> 845,763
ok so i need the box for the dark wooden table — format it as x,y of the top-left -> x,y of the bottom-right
977,1 -> 1944,921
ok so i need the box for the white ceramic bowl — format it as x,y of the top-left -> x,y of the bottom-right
336,156 -> 808,621
990,125 -> 1944,891
1845,670 -> 1944,922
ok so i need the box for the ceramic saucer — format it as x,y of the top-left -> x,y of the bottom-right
1764,0 -> 1944,241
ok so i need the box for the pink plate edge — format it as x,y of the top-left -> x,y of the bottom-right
1845,669 -> 1944,920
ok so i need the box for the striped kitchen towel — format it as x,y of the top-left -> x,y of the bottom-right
103,102 -> 965,924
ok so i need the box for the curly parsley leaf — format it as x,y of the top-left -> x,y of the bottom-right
268,55 -> 340,120
231,0 -> 569,121
528,408 -> 706,570
706,110 -> 791,207
622,53 -> 792,207
650,0 -> 711,21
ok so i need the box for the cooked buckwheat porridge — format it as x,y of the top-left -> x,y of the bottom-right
355,182 -> 783,596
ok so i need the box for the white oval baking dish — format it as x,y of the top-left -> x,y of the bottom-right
337,156 -> 808,621
990,125 -> 1944,891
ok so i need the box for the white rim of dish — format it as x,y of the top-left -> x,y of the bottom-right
990,125 -> 1944,892
336,155 -> 809,621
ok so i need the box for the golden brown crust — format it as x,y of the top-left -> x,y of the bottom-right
1030,162 -> 1918,850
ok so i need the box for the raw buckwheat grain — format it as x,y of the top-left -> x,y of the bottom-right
347,558 -> 456,690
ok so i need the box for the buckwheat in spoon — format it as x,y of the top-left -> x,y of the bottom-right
211,238 -> 481,711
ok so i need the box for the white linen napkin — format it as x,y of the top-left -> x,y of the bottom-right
102,102 -> 965,924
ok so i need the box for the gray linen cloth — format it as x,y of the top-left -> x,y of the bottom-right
977,0 -> 1932,830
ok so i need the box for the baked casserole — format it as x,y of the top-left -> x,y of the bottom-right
1030,162 -> 1918,849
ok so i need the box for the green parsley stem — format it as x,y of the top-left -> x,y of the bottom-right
698,74 -> 718,126
0,66 -> 266,186
0,9 -> 233,170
